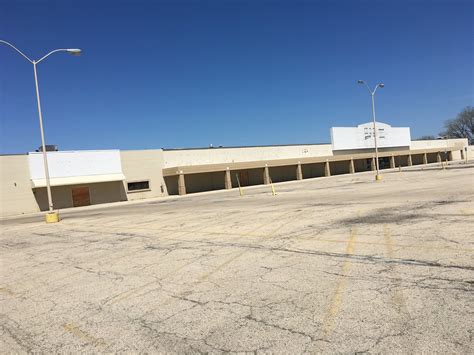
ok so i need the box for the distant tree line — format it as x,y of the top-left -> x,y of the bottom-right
440,106 -> 473,144
417,106 -> 473,144
417,135 -> 436,140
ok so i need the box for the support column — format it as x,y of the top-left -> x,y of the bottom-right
437,152 -> 442,163
423,153 -> 428,165
225,168 -> 232,189
371,157 -> 376,171
408,154 -> 413,166
263,165 -> 270,185
325,160 -> 331,177
349,158 -> 355,174
296,162 -> 303,180
390,155 -> 395,169
178,171 -> 186,196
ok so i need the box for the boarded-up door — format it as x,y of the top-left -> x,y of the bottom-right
239,171 -> 249,186
72,187 -> 91,207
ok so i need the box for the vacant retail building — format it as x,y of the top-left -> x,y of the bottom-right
0,122 -> 470,216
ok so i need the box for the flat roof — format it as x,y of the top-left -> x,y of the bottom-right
162,142 -> 331,151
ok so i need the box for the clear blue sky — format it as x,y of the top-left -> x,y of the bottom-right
1,0 -> 472,154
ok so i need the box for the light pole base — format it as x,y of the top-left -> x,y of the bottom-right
375,174 -> 383,181
45,211 -> 60,223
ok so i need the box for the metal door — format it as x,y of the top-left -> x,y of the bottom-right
72,187 -> 90,207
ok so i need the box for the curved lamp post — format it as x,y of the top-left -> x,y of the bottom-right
357,80 -> 384,181
0,40 -> 81,222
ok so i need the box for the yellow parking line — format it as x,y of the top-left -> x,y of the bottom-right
320,226 -> 357,340
63,322 -> 106,348
383,225 -> 410,319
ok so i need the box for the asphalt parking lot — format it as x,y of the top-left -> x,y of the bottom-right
1,163 -> 473,353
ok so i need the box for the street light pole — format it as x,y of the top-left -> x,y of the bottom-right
358,80 -> 384,181
32,61 -> 54,212
0,40 -> 81,221
370,89 -> 381,178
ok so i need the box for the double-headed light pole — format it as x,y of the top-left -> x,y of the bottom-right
357,80 -> 384,181
0,40 -> 81,222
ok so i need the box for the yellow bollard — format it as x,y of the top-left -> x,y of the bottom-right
269,177 -> 277,196
235,174 -> 244,197
45,211 -> 60,223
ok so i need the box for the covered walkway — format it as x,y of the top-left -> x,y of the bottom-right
163,147 -> 462,195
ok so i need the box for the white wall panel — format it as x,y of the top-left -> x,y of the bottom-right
28,150 -> 123,179
331,122 -> 411,150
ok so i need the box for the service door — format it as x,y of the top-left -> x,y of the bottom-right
72,187 -> 91,207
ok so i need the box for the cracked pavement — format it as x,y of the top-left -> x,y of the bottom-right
1,164 -> 473,353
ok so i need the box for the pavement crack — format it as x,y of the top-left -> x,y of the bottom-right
245,313 -> 315,342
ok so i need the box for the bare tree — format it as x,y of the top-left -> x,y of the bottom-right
416,135 -> 436,140
440,106 -> 474,144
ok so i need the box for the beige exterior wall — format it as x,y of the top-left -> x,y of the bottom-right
0,140 -> 469,216
163,139 -> 468,168
163,144 -> 334,167
0,155 -> 40,216
466,146 -> 474,160
120,149 -> 168,201
270,165 -> 298,183
410,138 -> 468,160
410,138 -> 467,151
33,182 -> 125,211
184,171 -> 226,194
0,149 -> 168,216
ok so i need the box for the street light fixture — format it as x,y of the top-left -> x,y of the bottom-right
0,40 -> 82,222
357,80 -> 385,181
67,49 -> 82,55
